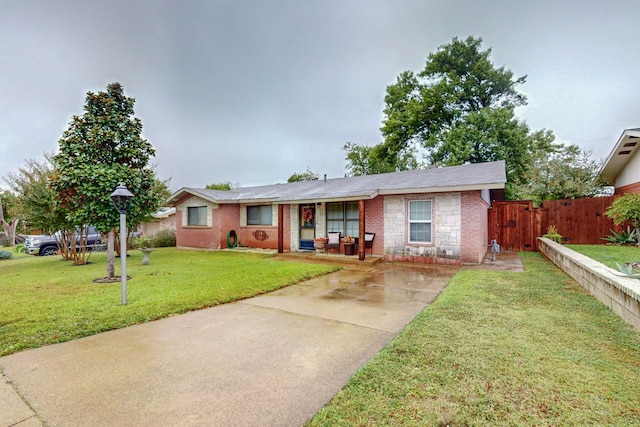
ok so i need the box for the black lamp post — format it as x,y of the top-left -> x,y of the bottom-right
110,183 -> 134,305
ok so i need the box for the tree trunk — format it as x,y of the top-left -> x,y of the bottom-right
107,230 -> 115,279
0,198 -> 18,246
0,218 -> 18,246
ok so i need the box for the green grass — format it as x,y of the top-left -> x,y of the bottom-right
308,252 -> 640,426
0,248 -> 338,356
568,244 -> 640,269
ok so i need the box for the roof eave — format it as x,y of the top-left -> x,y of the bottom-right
167,188 -> 221,205
600,128 -> 640,183
378,183 -> 505,195
276,191 -> 379,205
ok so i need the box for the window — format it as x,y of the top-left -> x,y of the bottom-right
187,206 -> 208,226
408,200 -> 432,243
326,201 -> 359,236
247,205 -> 272,225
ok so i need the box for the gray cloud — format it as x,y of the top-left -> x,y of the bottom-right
1,0 -> 638,191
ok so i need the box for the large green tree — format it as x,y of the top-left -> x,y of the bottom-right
287,167 -> 319,183
511,146 -> 609,205
5,154 -> 65,235
345,36 -> 556,197
50,82 -> 163,268
205,182 -> 234,191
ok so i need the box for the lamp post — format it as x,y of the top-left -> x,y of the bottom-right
110,183 -> 134,305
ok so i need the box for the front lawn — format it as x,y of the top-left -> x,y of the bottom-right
308,252 -> 640,426
0,248 -> 338,356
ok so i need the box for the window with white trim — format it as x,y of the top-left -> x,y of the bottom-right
187,206 -> 208,226
408,200 -> 432,243
326,201 -> 359,237
247,205 -> 272,225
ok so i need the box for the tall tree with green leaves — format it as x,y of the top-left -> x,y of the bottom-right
50,82 -> 163,269
345,36 -> 556,197
5,154 -> 61,233
287,167 -> 319,183
511,146 -> 608,205
205,182 -> 234,191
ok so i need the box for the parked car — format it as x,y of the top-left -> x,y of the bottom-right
24,226 -> 104,256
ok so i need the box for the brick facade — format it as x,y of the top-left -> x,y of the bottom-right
175,196 -> 291,250
615,182 -> 640,194
363,197 -> 384,255
460,191 -> 489,264
175,191 -> 490,264
383,193 -> 463,265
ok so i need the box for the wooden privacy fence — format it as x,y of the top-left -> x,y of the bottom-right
488,196 -> 626,252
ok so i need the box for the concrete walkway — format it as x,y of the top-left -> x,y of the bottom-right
1,263 -> 457,427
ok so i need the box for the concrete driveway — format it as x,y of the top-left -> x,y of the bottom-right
1,263 -> 457,427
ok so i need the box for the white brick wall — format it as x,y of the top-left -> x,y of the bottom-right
384,193 -> 462,260
539,237 -> 640,331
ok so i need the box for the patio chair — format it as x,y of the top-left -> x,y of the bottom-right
364,232 -> 375,255
327,232 -> 341,254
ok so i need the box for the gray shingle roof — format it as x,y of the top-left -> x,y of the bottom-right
168,160 -> 506,205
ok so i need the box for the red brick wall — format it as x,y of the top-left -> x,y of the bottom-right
236,205 -> 290,250
175,202 -> 293,250
460,191 -> 489,264
616,182 -> 640,194
215,205 -> 240,248
175,209 -> 219,249
364,197 -> 384,255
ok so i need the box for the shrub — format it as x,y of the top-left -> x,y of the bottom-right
605,194 -> 640,246
601,227 -> 638,245
542,224 -> 563,243
133,230 -> 176,248
133,235 -> 155,249
154,229 -> 176,247
0,250 -> 13,260
13,243 -> 25,253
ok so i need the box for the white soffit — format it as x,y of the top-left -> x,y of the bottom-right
600,128 -> 640,184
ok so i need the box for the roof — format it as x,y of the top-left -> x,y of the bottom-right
167,160 -> 507,205
600,128 -> 640,184
153,207 -> 176,219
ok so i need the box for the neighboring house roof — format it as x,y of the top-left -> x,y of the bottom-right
600,128 -> 640,184
167,160 -> 507,205
153,207 -> 176,219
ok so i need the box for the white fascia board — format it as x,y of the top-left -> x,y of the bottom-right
167,188 -> 215,205
232,198 -> 280,205
378,183 -> 505,195
276,191 -> 379,205
600,128 -> 640,182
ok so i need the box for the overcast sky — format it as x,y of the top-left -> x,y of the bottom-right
1,0 -> 638,192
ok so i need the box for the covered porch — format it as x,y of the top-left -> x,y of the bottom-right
277,199 -> 377,262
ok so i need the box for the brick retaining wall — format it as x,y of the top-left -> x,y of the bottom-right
538,237 -> 640,331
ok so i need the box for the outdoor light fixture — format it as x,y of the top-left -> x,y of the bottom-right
110,183 -> 134,305
110,183 -> 134,213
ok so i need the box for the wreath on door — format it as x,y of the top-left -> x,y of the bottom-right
303,208 -> 314,226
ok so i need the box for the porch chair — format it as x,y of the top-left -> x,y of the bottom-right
364,232 -> 375,255
327,232 -> 341,254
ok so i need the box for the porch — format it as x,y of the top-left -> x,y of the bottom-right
225,247 -> 383,265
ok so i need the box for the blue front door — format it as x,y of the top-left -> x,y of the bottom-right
299,204 -> 315,250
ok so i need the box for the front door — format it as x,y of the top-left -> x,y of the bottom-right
299,204 -> 315,250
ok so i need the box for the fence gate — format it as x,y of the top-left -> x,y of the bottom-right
488,201 -> 536,252
488,196 -> 624,252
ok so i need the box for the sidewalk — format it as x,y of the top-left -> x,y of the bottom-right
1,263 -> 457,426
